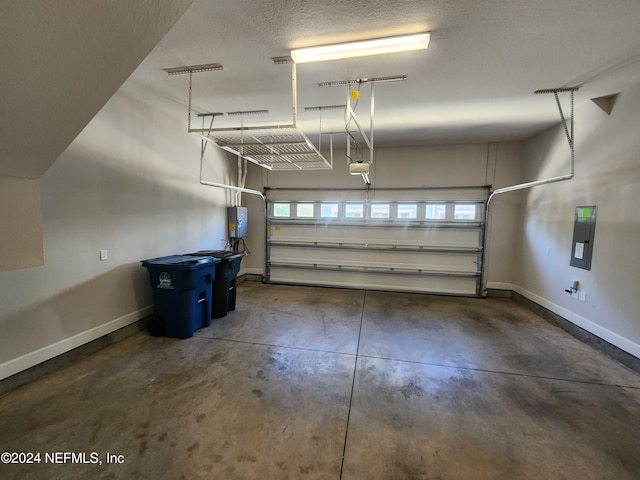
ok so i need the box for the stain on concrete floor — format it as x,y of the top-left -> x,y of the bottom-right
0,283 -> 638,479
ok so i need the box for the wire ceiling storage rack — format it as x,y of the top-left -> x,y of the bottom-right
165,61 -> 333,171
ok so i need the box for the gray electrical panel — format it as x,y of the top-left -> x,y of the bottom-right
570,206 -> 597,270
228,206 -> 248,238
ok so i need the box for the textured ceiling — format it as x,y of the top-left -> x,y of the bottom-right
3,1 -> 640,179
125,0 -> 640,152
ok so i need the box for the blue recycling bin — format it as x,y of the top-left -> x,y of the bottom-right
141,255 -> 221,338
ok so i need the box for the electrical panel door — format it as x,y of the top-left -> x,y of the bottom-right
570,206 -> 596,270
228,207 -> 248,238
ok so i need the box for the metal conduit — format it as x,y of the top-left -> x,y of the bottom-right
487,173 -> 574,207
199,180 -> 265,200
197,114 -> 265,201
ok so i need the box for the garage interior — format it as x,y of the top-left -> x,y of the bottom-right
1,1 -> 640,479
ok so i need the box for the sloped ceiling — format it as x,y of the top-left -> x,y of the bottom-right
3,0 -> 640,179
0,0 -> 194,179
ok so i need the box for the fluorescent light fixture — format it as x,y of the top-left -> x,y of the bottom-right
291,33 -> 430,63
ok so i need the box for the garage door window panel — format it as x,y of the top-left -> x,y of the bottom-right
321,203 -> 339,218
296,203 -> 315,218
370,204 -> 390,219
398,204 -> 418,219
454,204 -> 477,220
273,203 -> 291,217
345,203 -> 364,219
426,204 -> 447,220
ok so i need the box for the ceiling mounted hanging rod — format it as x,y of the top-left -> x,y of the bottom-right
226,110 -> 269,116
196,112 -> 224,118
164,63 -> 223,75
304,105 -> 346,111
271,56 -> 294,65
534,86 -> 580,94
318,75 -> 407,88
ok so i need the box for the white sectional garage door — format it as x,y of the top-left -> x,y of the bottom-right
265,187 -> 488,296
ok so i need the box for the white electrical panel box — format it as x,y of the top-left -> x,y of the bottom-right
228,206 -> 248,238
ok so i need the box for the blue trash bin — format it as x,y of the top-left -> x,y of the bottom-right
141,255 -> 221,338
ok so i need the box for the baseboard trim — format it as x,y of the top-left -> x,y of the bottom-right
0,306 -> 153,386
511,288 -> 640,374
486,282 -> 515,291
238,268 -> 263,283
240,267 -> 263,276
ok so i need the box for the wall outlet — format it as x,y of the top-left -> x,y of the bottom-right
100,249 -> 108,261
579,291 -> 586,302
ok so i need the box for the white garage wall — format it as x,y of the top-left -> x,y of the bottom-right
0,176 -> 44,271
0,89 -> 235,380
242,141 -> 524,288
515,83 -> 640,358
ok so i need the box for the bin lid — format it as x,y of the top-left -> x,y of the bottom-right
141,254 -> 221,270
191,250 -> 246,262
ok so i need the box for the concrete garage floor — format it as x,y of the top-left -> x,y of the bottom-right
1,282 -> 639,480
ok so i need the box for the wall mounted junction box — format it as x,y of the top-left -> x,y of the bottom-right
228,206 -> 248,239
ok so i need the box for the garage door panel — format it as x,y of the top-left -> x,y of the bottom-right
269,246 -> 479,273
268,267 -> 478,296
266,189 -> 488,202
270,224 -> 482,249
265,188 -> 487,297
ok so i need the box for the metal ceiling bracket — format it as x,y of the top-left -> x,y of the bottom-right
317,74 -> 405,185
345,82 -> 375,185
534,86 -> 580,167
345,84 -> 374,153
162,63 -> 223,132
303,105 -> 343,157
